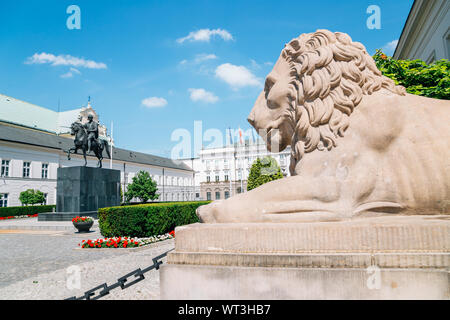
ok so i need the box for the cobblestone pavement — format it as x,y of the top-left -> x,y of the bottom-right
0,227 -> 174,300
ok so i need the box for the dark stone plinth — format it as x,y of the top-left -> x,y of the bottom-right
38,211 -> 98,221
38,166 -> 120,221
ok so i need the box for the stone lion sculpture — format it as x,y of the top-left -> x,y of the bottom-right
197,29 -> 450,223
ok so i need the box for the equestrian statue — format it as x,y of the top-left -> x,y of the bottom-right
67,114 -> 110,168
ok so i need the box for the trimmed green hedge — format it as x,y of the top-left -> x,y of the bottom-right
98,201 -> 211,238
0,205 -> 55,218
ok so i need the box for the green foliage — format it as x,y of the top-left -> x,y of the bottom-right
373,50 -> 450,100
124,170 -> 159,203
19,189 -> 46,205
98,201 -> 211,238
0,205 -> 55,218
247,156 -> 283,191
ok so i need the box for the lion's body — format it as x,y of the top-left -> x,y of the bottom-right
196,30 -> 450,223
288,91 -> 450,218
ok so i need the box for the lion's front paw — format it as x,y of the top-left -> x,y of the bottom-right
196,201 -> 225,223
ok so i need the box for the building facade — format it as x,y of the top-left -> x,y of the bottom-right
0,94 -> 194,207
182,138 -> 292,201
394,0 -> 450,63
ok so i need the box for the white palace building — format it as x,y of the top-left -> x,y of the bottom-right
0,93 -> 292,208
182,137 -> 292,202
0,94 -> 195,207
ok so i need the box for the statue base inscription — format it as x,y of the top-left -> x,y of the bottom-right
38,166 -> 120,221
160,216 -> 449,299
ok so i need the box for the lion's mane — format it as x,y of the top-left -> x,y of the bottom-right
281,30 -> 406,174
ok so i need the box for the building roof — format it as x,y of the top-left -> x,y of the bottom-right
0,94 -> 60,133
393,0 -> 449,61
0,122 -> 193,172
0,93 -> 86,134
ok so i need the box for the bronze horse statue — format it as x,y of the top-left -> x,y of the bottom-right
67,122 -> 110,168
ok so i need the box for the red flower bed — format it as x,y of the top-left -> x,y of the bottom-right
72,216 -> 93,223
79,231 -> 175,249
79,237 -> 140,248
0,214 -> 38,221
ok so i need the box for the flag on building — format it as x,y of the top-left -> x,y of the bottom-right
228,127 -> 233,145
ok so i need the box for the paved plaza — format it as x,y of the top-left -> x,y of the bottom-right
0,218 -> 174,300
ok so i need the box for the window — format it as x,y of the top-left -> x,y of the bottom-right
206,192 -> 211,200
224,174 -> 229,182
224,191 -> 230,199
237,187 -> 242,194
215,175 -> 220,182
206,176 -> 211,183
23,161 -> 31,178
0,193 -> 8,207
215,191 -> 220,200
1,160 -> 9,177
195,193 -> 200,198
41,163 -> 49,179
43,193 -> 48,204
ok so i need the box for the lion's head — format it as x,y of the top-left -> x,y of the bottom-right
247,30 -> 405,174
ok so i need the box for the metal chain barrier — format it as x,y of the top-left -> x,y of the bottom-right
65,248 -> 174,300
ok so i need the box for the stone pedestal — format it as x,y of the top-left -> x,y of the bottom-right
38,166 -> 120,221
160,216 -> 450,300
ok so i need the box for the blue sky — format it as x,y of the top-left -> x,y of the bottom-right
0,0 -> 413,158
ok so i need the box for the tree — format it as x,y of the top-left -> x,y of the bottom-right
19,189 -> 46,206
373,50 -> 449,100
247,156 -> 284,191
124,170 -> 159,203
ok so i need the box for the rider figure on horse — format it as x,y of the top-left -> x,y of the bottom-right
84,114 -> 99,153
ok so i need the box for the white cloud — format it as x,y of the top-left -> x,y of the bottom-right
60,72 -> 73,78
25,52 -> 107,69
70,67 -> 81,74
264,61 -> 273,66
215,63 -> 263,89
382,39 -> 399,56
60,67 -> 82,79
141,97 -> 168,108
194,53 -> 218,63
179,54 -> 218,66
177,28 -> 233,43
250,59 -> 261,70
188,88 -> 219,103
